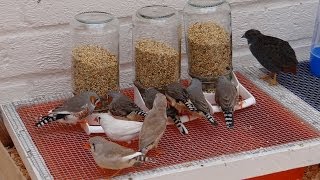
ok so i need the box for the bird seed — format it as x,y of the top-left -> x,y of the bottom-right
187,22 -> 232,86
135,39 -> 180,89
72,45 -> 119,97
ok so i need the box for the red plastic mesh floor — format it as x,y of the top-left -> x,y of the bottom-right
17,72 -> 320,179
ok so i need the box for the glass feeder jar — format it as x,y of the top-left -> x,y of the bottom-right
71,11 -> 120,97
183,0 -> 232,92
133,5 -> 181,89
310,2 -> 320,77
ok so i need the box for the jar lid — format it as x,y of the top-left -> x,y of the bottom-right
188,0 -> 225,8
137,5 -> 176,19
75,11 -> 114,24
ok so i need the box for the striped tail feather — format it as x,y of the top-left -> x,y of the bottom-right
134,155 -> 154,162
223,111 -> 234,128
172,115 -> 188,135
35,115 -> 56,127
184,99 -> 197,112
204,112 -> 218,126
133,155 -> 155,167
134,110 -> 147,117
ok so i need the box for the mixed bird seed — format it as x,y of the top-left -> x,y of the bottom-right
72,45 -> 119,97
135,39 -> 180,89
187,22 -> 232,84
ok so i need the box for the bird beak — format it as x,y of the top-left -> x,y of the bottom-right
241,34 -> 245,38
83,143 -> 91,150
96,100 -> 102,108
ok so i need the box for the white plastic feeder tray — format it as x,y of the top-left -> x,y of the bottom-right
135,71 -> 256,115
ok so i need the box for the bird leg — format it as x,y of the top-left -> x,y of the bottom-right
267,73 -> 278,86
259,73 -> 271,80
260,72 -> 278,86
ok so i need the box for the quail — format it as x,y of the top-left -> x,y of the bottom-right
242,29 -> 298,85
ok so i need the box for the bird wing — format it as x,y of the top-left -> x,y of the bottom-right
110,96 -> 140,116
143,88 -> 159,110
187,87 -> 210,113
215,82 -> 237,111
279,40 -> 298,67
100,140 -> 136,157
139,112 -> 166,150
165,83 -> 189,103
262,36 -> 298,67
53,94 -> 90,113
101,118 -> 143,137
192,95 -> 210,113
251,36 -> 297,72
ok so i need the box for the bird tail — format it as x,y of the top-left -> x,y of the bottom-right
134,155 -> 154,163
282,65 -> 297,74
134,110 -> 147,117
224,111 -> 234,128
184,99 -> 197,112
133,155 -> 155,167
172,115 -> 188,135
204,112 -> 218,126
35,115 -> 55,127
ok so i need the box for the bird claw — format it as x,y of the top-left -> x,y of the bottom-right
259,74 -> 270,80
261,73 -> 278,86
267,78 -> 278,86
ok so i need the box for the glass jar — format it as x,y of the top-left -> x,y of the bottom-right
183,0 -> 232,92
133,5 -> 181,89
310,2 -> 320,77
71,11 -> 120,97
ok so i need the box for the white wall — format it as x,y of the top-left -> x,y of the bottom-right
0,0 -> 318,103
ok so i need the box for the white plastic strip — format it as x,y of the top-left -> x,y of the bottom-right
1,104 -> 53,180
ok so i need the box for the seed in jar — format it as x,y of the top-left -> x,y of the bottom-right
187,22 -> 232,82
72,45 -> 119,97
135,39 -> 180,89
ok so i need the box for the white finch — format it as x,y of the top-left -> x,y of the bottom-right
93,113 -> 143,143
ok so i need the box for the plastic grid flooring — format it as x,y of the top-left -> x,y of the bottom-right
15,72 -> 320,179
277,61 -> 320,111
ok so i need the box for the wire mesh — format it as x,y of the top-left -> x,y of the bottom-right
14,72 -> 320,179
277,61 -> 320,111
